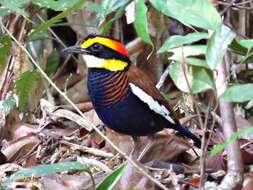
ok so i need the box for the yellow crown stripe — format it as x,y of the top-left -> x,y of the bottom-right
81,37 -> 117,51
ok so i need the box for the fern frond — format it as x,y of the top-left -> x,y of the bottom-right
15,69 -> 39,111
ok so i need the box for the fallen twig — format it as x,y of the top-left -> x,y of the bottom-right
78,156 -> 112,173
61,140 -> 113,158
40,99 -> 93,132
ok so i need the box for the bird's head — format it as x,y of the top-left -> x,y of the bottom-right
63,34 -> 131,71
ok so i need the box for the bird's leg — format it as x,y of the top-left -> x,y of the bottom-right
130,136 -> 143,160
137,135 -> 154,162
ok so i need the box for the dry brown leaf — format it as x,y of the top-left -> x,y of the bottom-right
117,161 -> 155,190
140,132 -> 191,163
105,128 -> 133,155
0,163 -> 22,179
83,109 -> 103,127
206,153 -> 226,171
145,160 -> 185,174
241,147 -> 253,165
40,99 -> 93,132
242,173 -> 253,190
43,177 -> 69,190
184,176 -> 201,187
24,154 -> 38,167
43,172 -> 105,190
3,135 -> 40,160
106,128 -> 193,163
12,123 -> 39,140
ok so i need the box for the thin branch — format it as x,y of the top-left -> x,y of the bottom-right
216,58 -> 243,190
220,0 -> 237,16
219,0 -> 253,12
179,48 -> 208,190
235,0 -> 253,5
0,56 -> 13,100
156,63 -> 171,90
60,140 -> 113,158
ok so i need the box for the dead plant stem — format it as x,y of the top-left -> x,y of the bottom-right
216,59 -> 243,190
180,48 -> 207,190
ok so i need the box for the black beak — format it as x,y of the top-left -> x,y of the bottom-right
62,45 -> 90,54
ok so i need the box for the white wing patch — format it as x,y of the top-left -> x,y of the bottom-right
129,83 -> 175,124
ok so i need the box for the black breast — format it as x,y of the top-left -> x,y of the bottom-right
87,68 -> 166,136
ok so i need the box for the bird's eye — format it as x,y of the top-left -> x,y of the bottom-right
91,43 -> 102,51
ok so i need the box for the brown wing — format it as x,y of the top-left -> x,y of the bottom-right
127,65 -> 201,148
127,64 -> 177,120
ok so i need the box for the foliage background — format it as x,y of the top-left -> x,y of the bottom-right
0,0 -> 253,189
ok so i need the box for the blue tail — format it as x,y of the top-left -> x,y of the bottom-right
172,123 -> 201,148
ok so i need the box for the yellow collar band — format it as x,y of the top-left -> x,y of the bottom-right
102,59 -> 128,71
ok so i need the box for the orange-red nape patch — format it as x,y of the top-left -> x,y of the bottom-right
81,36 -> 129,57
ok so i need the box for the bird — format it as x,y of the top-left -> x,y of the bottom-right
63,34 -> 201,148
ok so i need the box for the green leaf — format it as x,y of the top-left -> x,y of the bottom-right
229,39 -> 248,55
134,0 -> 153,45
238,39 -> 253,50
96,164 -> 125,190
92,0 -> 128,21
168,45 -> 207,61
169,62 -> 190,93
28,0 -> 85,41
102,5 -> 125,35
0,35 -> 11,67
89,2 -> 103,13
169,62 -> 213,93
240,51 -> 253,65
32,0 -> 80,11
150,0 -> 221,31
206,25 -> 235,70
191,67 -> 213,93
210,127 -> 253,157
0,7 -> 12,17
101,0 -> 128,16
185,58 -> 210,69
45,49 -> 60,76
15,70 -> 39,111
219,83 -> 253,102
158,32 -> 208,53
0,95 -> 17,115
166,45 -> 210,69
0,0 -> 28,17
4,161 -> 89,187
229,39 -> 253,64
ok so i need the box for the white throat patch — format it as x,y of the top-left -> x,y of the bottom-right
82,54 -> 104,68
129,83 -> 175,124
